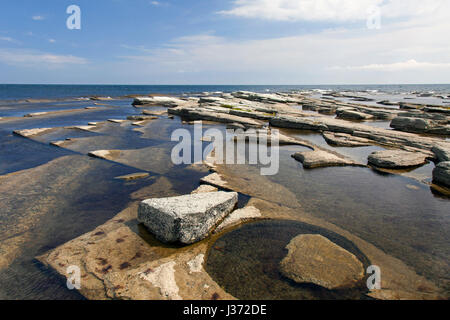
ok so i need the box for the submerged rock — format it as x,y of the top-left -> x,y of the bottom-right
292,150 -> 358,168
368,150 -> 428,168
138,192 -> 238,244
127,115 -> 158,121
142,110 -> 167,116
13,128 -> 54,137
432,162 -> 450,188
279,234 -> 365,290
114,172 -> 150,181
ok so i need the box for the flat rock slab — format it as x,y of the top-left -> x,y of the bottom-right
368,150 -> 428,168
279,234 -> 365,290
138,192 -> 238,244
323,132 -> 372,147
433,161 -> 450,188
292,150 -> 357,168
214,206 -> 261,233
390,117 -> 450,135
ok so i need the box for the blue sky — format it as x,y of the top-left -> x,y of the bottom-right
0,0 -> 449,84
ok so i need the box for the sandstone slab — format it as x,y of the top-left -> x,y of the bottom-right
292,150 -> 357,168
368,150 -> 428,168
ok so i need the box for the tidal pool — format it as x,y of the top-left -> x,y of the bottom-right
206,220 -> 372,300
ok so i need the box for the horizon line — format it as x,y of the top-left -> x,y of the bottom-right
1,83 -> 450,86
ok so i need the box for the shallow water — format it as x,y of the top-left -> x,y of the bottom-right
206,220 -> 372,300
217,145 -> 449,289
0,101 -> 212,299
0,99 -> 141,132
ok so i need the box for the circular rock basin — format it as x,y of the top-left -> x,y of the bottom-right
205,220 -> 372,300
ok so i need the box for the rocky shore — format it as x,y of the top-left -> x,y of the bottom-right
4,89 -> 449,300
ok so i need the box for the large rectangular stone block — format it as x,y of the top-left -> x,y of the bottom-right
138,191 -> 238,244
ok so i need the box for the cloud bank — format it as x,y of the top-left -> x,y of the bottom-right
219,0 -> 445,22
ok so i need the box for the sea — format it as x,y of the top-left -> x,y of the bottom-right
0,84 -> 450,101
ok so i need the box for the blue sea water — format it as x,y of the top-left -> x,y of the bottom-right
0,84 -> 449,101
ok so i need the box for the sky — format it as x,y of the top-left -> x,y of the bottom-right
0,0 -> 449,85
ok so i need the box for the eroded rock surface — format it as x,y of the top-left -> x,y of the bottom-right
368,150 -> 428,169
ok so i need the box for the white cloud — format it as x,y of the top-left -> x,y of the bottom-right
0,36 -> 20,44
150,1 -> 168,7
0,49 -> 88,67
48,39 -> 56,43
331,59 -> 450,72
32,15 -> 45,21
219,0 -> 445,22
118,13 -> 450,84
